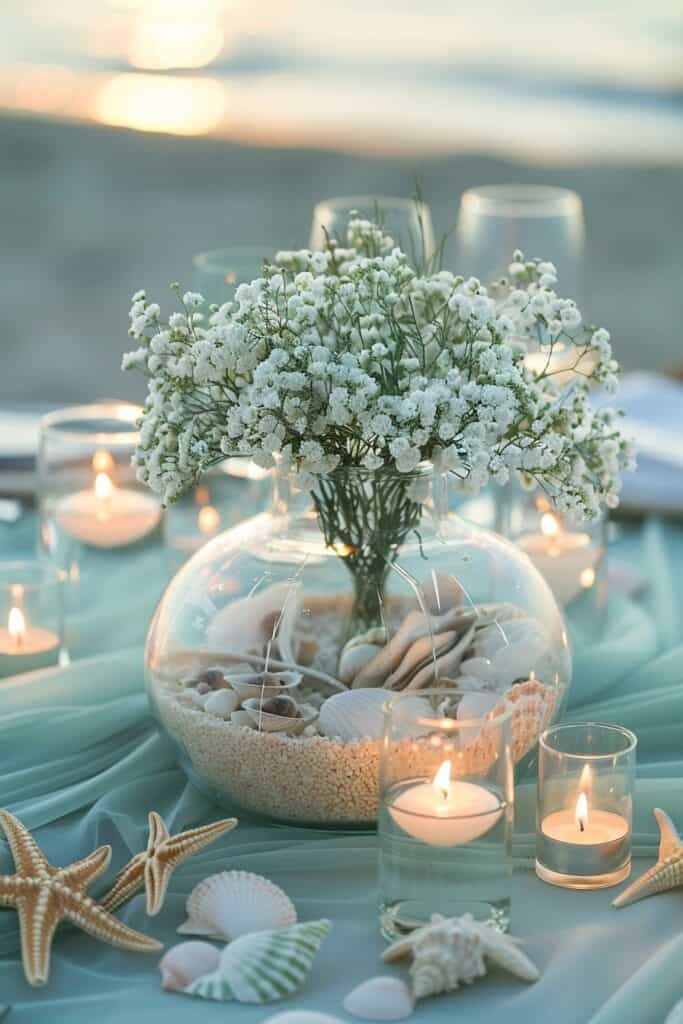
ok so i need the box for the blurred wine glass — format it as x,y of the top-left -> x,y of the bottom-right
455,185 -> 585,299
192,244 -> 274,304
309,195 -> 435,268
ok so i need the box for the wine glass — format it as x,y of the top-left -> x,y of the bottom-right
309,195 -> 435,268
454,185 -> 585,299
192,244 -> 275,304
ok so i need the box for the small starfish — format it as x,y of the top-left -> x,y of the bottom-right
613,808 -> 683,908
0,810 -> 161,987
101,811 -> 238,916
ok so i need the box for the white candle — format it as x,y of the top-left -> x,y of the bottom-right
55,463 -> 161,549
541,801 -> 627,847
389,760 -> 503,847
0,606 -> 60,677
519,512 -> 600,606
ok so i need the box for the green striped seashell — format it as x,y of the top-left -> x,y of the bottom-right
185,919 -> 332,1004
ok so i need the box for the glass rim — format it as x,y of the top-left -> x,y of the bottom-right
0,560 -> 64,591
539,721 -> 637,759
459,184 -> 582,218
384,686 -> 513,730
40,401 -> 142,446
192,244 -> 275,273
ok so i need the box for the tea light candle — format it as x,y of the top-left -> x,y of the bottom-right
389,760 -> 502,847
0,605 -> 60,677
55,453 -> 160,549
539,790 -> 628,876
519,512 -> 600,606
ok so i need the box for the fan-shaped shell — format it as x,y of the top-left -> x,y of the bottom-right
185,919 -> 332,1003
159,941 -> 221,991
343,976 -> 415,1021
178,870 -> 297,941
319,688 -> 389,741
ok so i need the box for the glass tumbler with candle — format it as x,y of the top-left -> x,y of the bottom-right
0,562 -> 65,677
309,196 -> 435,268
38,402 -> 163,610
378,688 -> 514,940
536,722 -> 636,890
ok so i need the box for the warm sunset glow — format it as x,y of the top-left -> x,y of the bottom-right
433,760 -> 452,801
575,792 -> 589,832
92,449 -> 114,475
95,472 -> 114,501
8,606 -> 26,646
128,13 -> 225,70
540,513 -> 560,538
198,504 -> 220,535
95,73 -> 225,136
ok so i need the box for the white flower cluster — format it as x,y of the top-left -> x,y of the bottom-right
123,222 -> 634,518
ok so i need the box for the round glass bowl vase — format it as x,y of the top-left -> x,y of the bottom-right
145,464 -> 571,827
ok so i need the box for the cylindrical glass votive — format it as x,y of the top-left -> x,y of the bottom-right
0,562 -> 65,677
536,722 -> 637,890
192,245 -> 273,305
38,403 -> 163,605
502,487 -> 608,638
378,688 -> 514,940
164,458 -> 271,570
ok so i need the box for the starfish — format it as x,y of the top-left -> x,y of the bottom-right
100,811 -> 238,916
0,809 -> 161,987
613,808 -> 683,908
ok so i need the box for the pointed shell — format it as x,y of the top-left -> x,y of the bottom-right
185,919 -> 332,1003
343,976 -> 415,1021
178,870 -> 297,942
159,941 -> 221,991
410,919 -> 487,998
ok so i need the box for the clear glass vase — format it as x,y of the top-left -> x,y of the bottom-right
145,463 -> 571,827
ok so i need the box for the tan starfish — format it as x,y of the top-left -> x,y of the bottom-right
0,809 -> 161,987
101,811 -> 238,916
614,807 -> 683,908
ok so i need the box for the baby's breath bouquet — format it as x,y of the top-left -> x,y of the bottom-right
124,219 -> 633,628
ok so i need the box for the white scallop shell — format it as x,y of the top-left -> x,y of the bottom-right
204,689 -> 239,719
178,870 -> 297,942
159,941 -> 220,991
343,976 -> 415,1021
319,688 -> 389,741
319,689 -> 431,742
263,1014 -> 345,1024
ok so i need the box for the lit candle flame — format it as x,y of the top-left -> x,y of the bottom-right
92,449 -> 114,475
198,504 -> 220,536
580,567 -> 596,589
8,606 -> 26,649
540,513 -> 560,538
95,472 -> 113,501
433,760 -> 452,801
575,792 -> 589,833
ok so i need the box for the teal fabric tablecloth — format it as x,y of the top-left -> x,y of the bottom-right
2,514 -> 683,1023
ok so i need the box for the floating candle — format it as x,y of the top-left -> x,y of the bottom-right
55,454 -> 161,549
388,760 -> 503,847
0,605 -> 60,677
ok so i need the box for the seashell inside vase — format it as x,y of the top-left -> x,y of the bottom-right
206,580 -> 302,665
226,669 -> 302,705
178,870 -> 297,941
242,695 -> 318,735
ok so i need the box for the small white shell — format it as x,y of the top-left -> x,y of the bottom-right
242,697 -> 318,735
230,708 -> 255,728
227,670 -> 302,704
263,1014 -> 345,1024
343,976 -> 415,1021
319,689 -> 431,742
178,870 -> 297,942
204,689 -> 239,719
190,687 -> 211,709
159,941 -> 220,991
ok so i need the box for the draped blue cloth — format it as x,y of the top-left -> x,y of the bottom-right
1,513 -> 683,1023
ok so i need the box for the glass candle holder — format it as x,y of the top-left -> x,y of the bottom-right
38,403 -> 163,605
192,245 -> 273,305
309,195 -> 435,267
501,486 -> 607,637
0,562 -> 65,677
536,722 -> 636,890
164,458 -> 271,570
378,688 -> 514,940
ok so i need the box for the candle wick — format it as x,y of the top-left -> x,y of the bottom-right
579,819 -> 585,833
